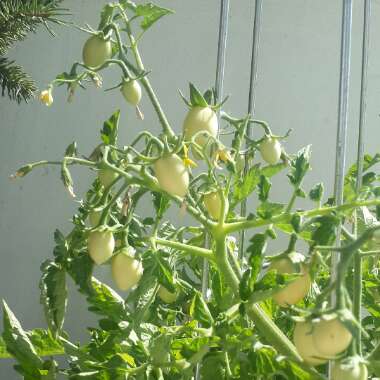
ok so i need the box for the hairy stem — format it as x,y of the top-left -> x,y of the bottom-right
224,198 -> 380,235
118,7 -> 175,140
154,237 -> 214,261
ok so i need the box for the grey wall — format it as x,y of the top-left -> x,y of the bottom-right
1,0 -> 380,377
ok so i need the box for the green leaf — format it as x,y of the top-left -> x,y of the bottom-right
100,110 -> 120,145
152,192 -> 170,219
67,251 -> 93,294
0,336 -> 8,358
52,229 -> 69,260
189,83 -> 208,107
309,183 -> 324,202
248,234 -> 266,281
2,301 -> 43,373
258,175 -> 271,202
64,141 -> 77,157
40,260 -> 67,335
28,329 -> 64,357
203,89 -> 214,105
190,292 -> 214,327
260,162 -> 287,178
257,202 -> 284,219
287,145 -> 311,187
154,251 -> 175,292
61,160 -> 75,197
87,278 -> 127,321
98,4 -> 114,30
232,165 -> 261,206
311,215 -> 340,246
129,3 -> 174,31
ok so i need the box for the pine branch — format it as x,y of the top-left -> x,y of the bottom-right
0,0 -> 68,55
0,1 -> 68,103
0,57 -> 37,103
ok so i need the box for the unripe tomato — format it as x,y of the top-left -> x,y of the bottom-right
111,248 -> 143,291
312,317 -> 352,357
82,35 -> 112,68
87,230 -> 115,265
157,286 -> 178,303
203,191 -> 223,220
259,137 -> 282,165
98,169 -> 118,188
269,256 -> 311,307
153,154 -> 189,198
121,80 -> 142,106
183,106 -> 218,147
331,360 -> 368,380
89,210 -> 101,227
293,321 -> 327,366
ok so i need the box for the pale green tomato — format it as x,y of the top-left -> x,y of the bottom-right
269,256 -> 311,307
82,35 -> 112,68
87,230 -> 115,265
112,249 -> 143,291
259,137 -> 282,165
157,286 -> 178,303
204,191 -> 223,220
331,360 -> 368,380
121,80 -> 142,106
183,106 -> 218,147
98,169 -> 118,188
89,210 -> 101,227
312,317 -> 352,357
153,154 -> 189,198
293,321 -> 327,366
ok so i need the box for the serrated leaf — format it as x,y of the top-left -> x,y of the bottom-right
258,175 -> 271,202
152,191 -> 170,218
67,251 -> 93,294
98,4 -> 114,30
2,301 -> 43,373
190,292 -> 214,327
309,183 -> 324,202
40,260 -> 67,335
257,202 -> 284,219
130,3 -> 173,31
101,110 -> 120,145
287,145 -> 311,187
311,215 -> 340,246
232,165 -> 261,206
155,255 -> 175,292
87,278 -> 127,321
28,329 -> 63,357
240,234 -> 267,301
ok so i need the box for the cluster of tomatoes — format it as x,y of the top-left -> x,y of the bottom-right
81,33 -> 367,379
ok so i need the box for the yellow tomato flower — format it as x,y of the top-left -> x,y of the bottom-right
182,144 -> 198,168
39,88 -> 53,106
212,147 -> 232,168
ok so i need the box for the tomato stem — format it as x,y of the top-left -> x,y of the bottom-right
117,7 -> 175,140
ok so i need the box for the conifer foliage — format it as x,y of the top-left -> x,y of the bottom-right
0,0 -> 67,103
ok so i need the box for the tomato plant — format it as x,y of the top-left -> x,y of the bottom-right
2,2 -> 380,380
